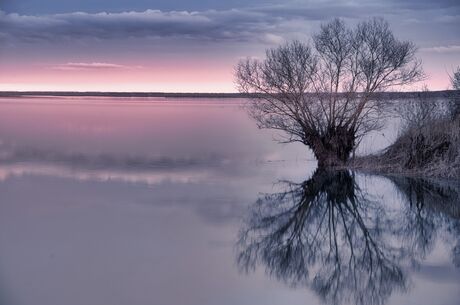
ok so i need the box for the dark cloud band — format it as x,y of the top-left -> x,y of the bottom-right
0,9 -> 286,44
0,1 -> 458,46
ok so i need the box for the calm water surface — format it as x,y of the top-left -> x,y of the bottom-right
0,97 -> 458,305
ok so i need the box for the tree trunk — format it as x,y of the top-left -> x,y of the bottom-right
309,127 -> 355,168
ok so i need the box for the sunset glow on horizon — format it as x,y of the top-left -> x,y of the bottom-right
0,60 -> 237,92
1,1 -> 459,92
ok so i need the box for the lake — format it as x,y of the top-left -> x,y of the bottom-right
0,97 -> 459,305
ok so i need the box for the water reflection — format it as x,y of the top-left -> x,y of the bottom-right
391,176 -> 460,268
237,170 -> 460,305
1,98 -> 458,305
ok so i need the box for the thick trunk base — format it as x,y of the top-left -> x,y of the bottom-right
310,127 -> 355,168
317,155 -> 348,168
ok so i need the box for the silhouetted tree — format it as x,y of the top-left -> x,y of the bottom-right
235,18 -> 423,167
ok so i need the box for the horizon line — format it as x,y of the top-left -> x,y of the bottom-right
0,89 -> 457,98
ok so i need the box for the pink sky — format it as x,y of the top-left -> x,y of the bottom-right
0,60 -> 237,92
0,6 -> 458,92
0,58 -> 454,92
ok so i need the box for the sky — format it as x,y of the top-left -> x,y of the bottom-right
0,0 -> 459,92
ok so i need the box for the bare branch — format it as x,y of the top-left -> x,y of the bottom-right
235,17 -> 423,167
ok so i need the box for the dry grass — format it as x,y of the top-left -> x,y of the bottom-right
351,116 -> 460,179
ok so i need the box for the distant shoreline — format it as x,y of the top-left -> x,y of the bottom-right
0,90 -> 457,99
0,91 -> 250,99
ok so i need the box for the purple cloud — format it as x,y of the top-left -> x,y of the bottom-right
420,45 -> 460,53
51,62 -> 143,71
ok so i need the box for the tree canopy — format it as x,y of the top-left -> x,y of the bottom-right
235,18 -> 424,167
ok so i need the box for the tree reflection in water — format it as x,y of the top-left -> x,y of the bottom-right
237,170 -> 460,305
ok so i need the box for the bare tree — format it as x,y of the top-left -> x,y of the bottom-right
397,86 -> 441,131
235,18 -> 423,167
449,66 -> 460,118
451,67 -> 460,89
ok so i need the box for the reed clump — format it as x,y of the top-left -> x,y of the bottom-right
352,94 -> 460,179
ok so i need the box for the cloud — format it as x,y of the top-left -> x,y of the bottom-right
0,9 -> 289,44
51,62 -> 142,71
420,45 -> 460,53
392,0 -> 460,11
2,2 -> 445,46
0,2 -> 458,48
